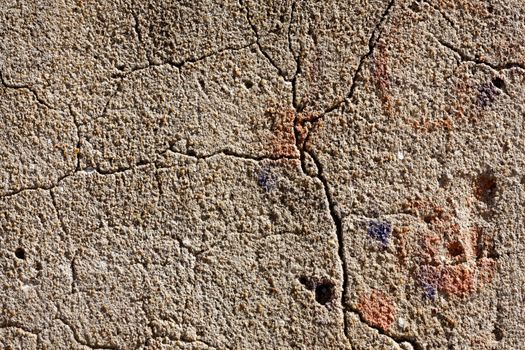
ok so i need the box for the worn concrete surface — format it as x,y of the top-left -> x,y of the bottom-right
1,0 -> 524,349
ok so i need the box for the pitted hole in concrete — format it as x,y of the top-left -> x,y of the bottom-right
474,170 -> 497,205
493,326 -> 504,341
315,281 -> 335,305
299,276 -> 316,290
299,277 -> 336,305
243,79 -> 254,89
408,2 -> 422,12
15,248 -> 26,260
198,78 -> 206,90
492,77 -> 505,90
447,241 -> 465,258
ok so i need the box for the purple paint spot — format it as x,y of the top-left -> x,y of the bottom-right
423,283 -> 437,300
257,167 -> 277,193
477,81 -> 501,108
367,220 -> 392,247
418,265 -> 440,300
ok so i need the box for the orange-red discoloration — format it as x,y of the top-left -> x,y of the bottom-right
477,257 -> 497,287
357,290 -> 396,330
294,112 -> 318,150
371,41 -> 393,114
420,233 -> 443,265
411,116 -> 454,132
405,199 -> 498,297
267,108 -> 298,157
439,264 -> 476,297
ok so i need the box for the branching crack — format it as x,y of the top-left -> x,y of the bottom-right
288,2 -> 423,348
91,41 -> 257,126
0,71 -> 57,111
0,148 -> 296,200
294,0 -> 396,172
56,318 -> 117,350
0,322 -> 38,336
239,0 -> 291,81
122,41 -> 256,77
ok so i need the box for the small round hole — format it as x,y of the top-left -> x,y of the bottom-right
15,248 -> 26,260
243,79 -> 254,89
492,77 -> 505,90
315,281 -> 335,305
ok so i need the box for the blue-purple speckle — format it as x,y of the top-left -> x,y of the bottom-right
257,167 -> 277,193
422,283 -> 437,300
367,220 -> 392,247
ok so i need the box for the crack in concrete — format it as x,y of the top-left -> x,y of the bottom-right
304,150 -> 349,340
68,104 -> 83,172
421,0 -> 456,29
0,322 -> 38,336
415,2 -> 525,72
434,37 -> 525,72
144,334 -> 217,350
130,9 -> 153,68
56,318 -> 117,350
239,0 -> 292,81
121,41 -> 257,77
0,71 -> 57,111
289,0 -> 397,344
91,41 -> 257,126
0,148 -> 296,200
167,147 -> 298,163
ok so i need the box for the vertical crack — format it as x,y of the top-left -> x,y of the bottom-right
68,105 -> 82,172
307,150 -> 348,338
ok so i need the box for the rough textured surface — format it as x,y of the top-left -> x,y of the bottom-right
1,0 -> 524,349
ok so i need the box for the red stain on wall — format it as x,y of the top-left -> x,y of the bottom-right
439,264 -> 476,297
371,41 -> 393,115
404,199 -> 497,298
357,290 -> 396,330
266,108 -> 298,157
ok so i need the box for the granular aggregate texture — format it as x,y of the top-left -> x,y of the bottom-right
1,0 -> 525,349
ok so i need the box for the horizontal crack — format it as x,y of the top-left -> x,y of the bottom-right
121,41 -> 257,76
433,37 -> 525,71
0,148 -> 297,200
0,322 -> 38,336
